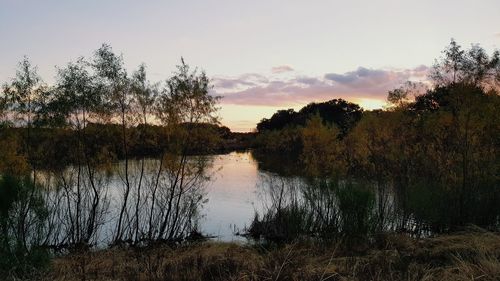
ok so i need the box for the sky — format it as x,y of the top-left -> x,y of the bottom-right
1,0 -> 499,131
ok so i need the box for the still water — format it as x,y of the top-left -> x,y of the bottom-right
200,151 -> 266,241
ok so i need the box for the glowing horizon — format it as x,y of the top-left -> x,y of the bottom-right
218,97 -> 389,132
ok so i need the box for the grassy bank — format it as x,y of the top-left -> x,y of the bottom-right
35,228 -> 500,281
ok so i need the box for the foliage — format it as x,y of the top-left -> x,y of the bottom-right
256,98 -> 362,135
301,114 -> 346,177
335,183 -> 375,237
430,38 -> 500,89
0,174 -> 50,279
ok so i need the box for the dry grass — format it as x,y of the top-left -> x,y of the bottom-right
41,229 -> 500,281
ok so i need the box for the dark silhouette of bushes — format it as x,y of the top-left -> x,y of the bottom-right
0,175 -> 50,279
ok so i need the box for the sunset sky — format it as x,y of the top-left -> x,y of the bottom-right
1,0 -> 499,131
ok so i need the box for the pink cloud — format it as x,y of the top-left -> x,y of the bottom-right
214,66 -> 430,106
271,65 -> 294,74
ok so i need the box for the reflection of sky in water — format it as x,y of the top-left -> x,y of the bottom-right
69,151 -> 273,244
201,151 -> 262,242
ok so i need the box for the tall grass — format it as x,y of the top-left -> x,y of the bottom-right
247,178 -> 378,242
43,230 -> 500,281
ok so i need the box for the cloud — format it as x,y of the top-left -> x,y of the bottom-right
324,66 -> 429,90
295,76 -> 322,85
213,73 -> 269,92
325,67 -> 392,86
214,66 -> 429,107
271,65 -> 294,74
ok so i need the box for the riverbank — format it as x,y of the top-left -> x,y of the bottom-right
37,228 -> 499,281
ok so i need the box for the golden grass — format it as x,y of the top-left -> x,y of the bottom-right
42,229 -> 500,281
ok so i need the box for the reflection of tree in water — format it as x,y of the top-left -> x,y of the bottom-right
249,172 -> 500,242
251,151 -> 303,176
249,175 -> 378,242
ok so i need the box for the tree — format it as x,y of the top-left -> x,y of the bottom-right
156,58 -> 219,126
141,58 -> 219,242
301,114 -> 346,177
430,39 -> 500,89
387,81 -> 427,109
298,99 -> 362,135
92,44 -> 134,244
2,57 -> 45,174
257,109 -> 298,132
46,57 -> 102,129
256,99 -> 363,135
128,63 -> 158,243
41,54 -> 111,249
410,40 -> 499,112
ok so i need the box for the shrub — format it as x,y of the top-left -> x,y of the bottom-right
335,183 -> 376,237
0,174 -> 50,279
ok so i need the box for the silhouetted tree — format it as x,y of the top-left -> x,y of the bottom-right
430,39 -> 500,89
257,99 -> 363,135
297,99 -> 362,135
257,109 -> 298,132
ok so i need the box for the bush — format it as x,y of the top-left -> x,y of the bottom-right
248,204 -> 312,243
0,174 -> 50,279
335,183 -> 376,237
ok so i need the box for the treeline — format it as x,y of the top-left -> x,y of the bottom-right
0,46 -> 221,278
0,122 -> 241,170
250,40 -> 500,241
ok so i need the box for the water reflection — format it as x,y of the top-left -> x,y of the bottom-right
202,152 -> 261,241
